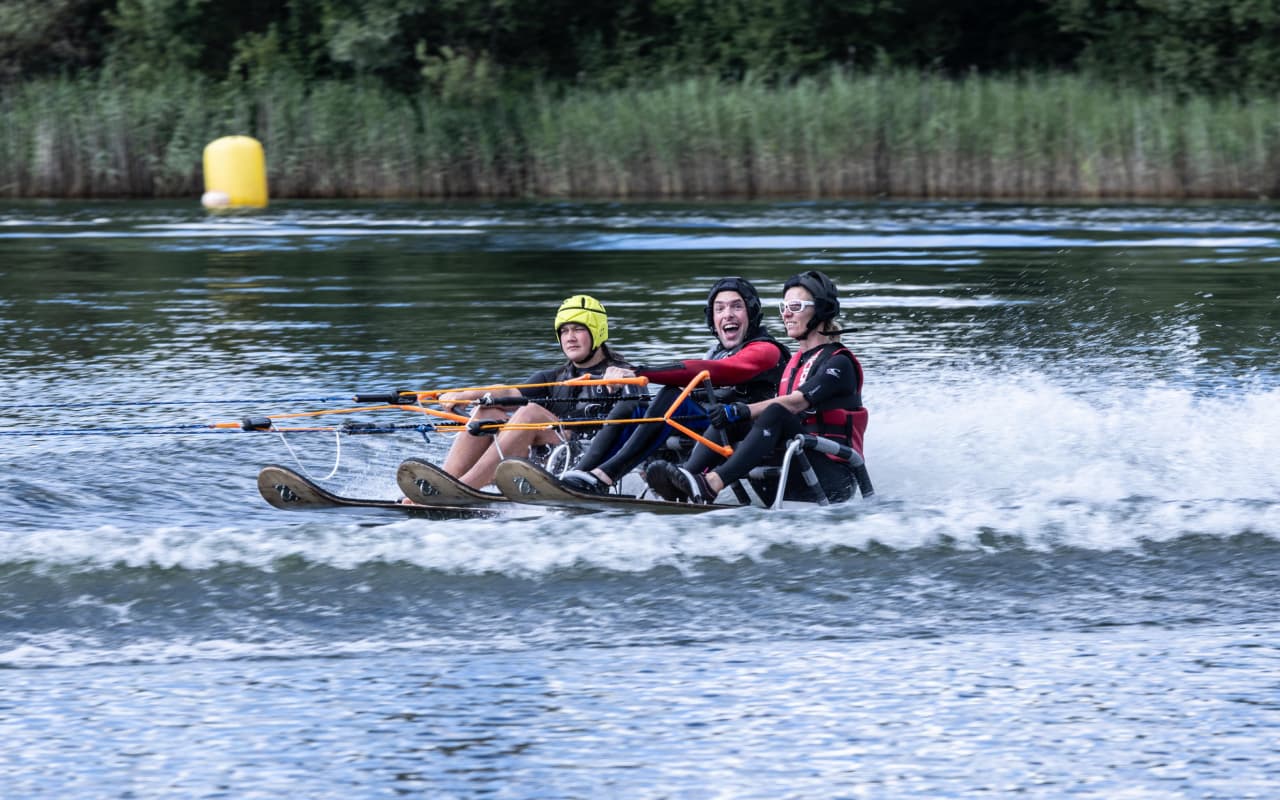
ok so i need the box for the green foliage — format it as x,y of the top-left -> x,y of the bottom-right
0,70 -> 236,196
7,66 -> 1280,200
11,0 -> 1280,98
0,0 -> 111,79
415,43 -> 500,103
321,0 -> 413,76
102,0 -> 329,85
1050,0 -> 1280,95
10,0 -> 1280,201
229,26 -> 289,88
644,0 -> 828,79
103,0 -> 208,81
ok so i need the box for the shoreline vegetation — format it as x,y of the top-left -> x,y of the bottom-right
4,69 -> 1279,201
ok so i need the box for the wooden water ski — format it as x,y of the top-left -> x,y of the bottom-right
258,465 -> 495,519
493,458 -> 740,515
396,457 -> 511,508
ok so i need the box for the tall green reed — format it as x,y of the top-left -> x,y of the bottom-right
2,69 -> 1278,199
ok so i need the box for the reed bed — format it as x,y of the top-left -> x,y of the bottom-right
3,70 -> 1279,199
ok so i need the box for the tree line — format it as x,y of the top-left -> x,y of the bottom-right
5,0 -> 1280,200
4,0 -> 1280,98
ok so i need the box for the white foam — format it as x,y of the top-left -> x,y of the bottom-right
2,374 -> 1277,575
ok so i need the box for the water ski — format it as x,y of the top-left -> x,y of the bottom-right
396,457 -> 511,508
492,458 -> 740,514
258,464 -> 495,519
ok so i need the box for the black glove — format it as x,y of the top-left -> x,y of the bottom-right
709,401 -> 750,428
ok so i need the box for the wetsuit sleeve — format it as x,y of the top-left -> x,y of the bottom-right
637,341 -> 781,387
518,367 -> 558,399
795,353 -> 857,407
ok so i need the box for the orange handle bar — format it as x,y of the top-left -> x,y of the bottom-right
413,376 -> 649,400
662,370 -> 733,458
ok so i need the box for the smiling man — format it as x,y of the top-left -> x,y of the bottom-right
560,277 -> 790,496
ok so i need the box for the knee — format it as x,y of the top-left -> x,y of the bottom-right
650,386 -> 681,413
510,404 -> 554,423
756,403 -> 793,427
608,398 -> 641,420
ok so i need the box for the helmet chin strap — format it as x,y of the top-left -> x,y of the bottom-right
804,322 -> 857,337
572,346 -> 603,368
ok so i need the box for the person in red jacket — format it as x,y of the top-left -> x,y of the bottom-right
559,277 -> 789,495
646,270 -> 868,504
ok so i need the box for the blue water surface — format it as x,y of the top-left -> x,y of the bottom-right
1,200 -> 1278,798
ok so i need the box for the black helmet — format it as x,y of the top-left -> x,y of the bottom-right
782,270 -> 840,334
704,277 -> 764,336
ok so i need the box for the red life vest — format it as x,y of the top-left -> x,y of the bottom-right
779,342 -> 868,459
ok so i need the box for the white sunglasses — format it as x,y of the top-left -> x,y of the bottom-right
778,299 -> 815,314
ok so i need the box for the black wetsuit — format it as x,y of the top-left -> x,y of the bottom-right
519,344 -> 640,425
572,334 -> 789,482
696,344 -> 862,503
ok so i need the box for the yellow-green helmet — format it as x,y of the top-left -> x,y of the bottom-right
554,295 -> 609,349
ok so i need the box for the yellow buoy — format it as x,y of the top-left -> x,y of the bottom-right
202,135 -> 268,209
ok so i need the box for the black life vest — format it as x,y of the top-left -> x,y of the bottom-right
705,333 -> 790,404
540,347 -> 636,419
779,342 -> 868,459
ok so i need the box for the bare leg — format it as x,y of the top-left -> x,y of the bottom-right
442,406 -> 507,477
458,404 -> 566,488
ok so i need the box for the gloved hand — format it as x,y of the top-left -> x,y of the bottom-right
709,401 -> 750,428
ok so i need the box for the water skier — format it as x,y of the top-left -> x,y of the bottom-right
645,270 -> 867,504
558,277 -> 791,496
435,295 -> 639,489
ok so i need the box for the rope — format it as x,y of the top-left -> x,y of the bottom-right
0,396 -> 352,411
454,413 -> 706,434
0,424 -> 224,436
0,376 -> 649,413
0,412 -> 708,438
277,429 -> 343,481
0,422 -> 437,437
411,376 -> 649,398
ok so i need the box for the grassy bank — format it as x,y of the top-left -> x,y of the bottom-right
3,70 -> 1279,200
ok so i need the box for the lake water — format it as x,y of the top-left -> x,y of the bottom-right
1,200 -> 1278,798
